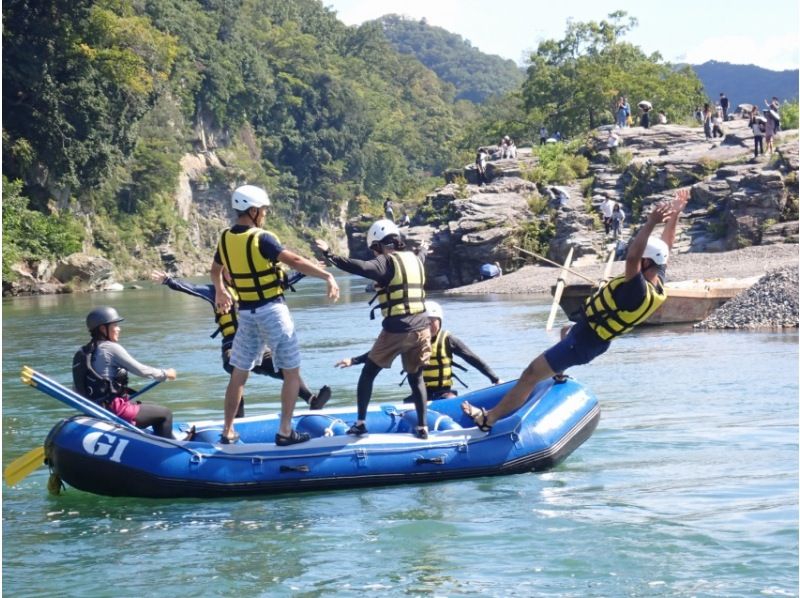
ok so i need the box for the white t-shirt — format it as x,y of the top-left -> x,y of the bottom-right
600,199 -> 616,218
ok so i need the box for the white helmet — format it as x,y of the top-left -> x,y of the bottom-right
231,185 -> 270,211
643,237 -> 669,265
366,219 -> 401,248
425,300 -> 443,322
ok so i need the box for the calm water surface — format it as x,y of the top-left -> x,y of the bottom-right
3,275 -> 797,597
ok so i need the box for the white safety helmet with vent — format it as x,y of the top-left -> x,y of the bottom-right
425,300 -> 443,322
642,236 -> 669,265
366,219 -> 401,248
231,185 -> 270,211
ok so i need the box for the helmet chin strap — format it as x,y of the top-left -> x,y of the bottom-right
248,208 -> 260,228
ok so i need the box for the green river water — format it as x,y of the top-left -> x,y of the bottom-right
2,274 -> 797,597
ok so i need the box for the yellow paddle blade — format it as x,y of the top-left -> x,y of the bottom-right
4,446 -> 45,486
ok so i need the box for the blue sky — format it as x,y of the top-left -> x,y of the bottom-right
325,0 -> 799,72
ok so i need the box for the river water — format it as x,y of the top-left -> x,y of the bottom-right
2,275 -> 797,597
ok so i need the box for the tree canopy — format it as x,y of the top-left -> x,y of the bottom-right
521,12 -> 706,136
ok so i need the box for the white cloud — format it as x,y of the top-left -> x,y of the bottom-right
679,34 -> 799,71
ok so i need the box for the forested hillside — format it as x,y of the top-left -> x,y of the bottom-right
3,4 -> 717,291
3,0 -> 466,281
375,14 -> 524,103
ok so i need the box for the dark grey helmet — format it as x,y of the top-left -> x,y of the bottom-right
86,306 -> 124,332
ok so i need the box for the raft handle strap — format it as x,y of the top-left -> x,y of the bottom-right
414,456 -> 445,465
280,465 -> 310,473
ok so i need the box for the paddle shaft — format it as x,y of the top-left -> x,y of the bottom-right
546,247 -> 574,331
512,246 -> 597,284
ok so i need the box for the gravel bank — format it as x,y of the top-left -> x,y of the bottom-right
445,245 -> 799,296
695,266 -> 799,329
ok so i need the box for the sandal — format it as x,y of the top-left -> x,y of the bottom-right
309,385 -> 332,410
275,429 -> 311,446
462,402 -> 492,432
347,422 -> 368,436
416,426 -> 429,440
182,425 -> 197,442
219,431 -> 240,444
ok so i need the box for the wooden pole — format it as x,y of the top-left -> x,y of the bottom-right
512,245 -> 596,284
602,245 -> 616,281
546,247 -> 574,331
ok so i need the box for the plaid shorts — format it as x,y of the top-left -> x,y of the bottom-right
229,301 -> 300,371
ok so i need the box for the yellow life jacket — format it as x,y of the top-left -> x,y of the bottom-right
423,330 -> 452,389
214,284 -> 239,340
217,228 -> 284,303
583,275 -> 667,340
372,252 -> 426,319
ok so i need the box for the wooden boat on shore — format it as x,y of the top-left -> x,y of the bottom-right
554,277 -> 758,326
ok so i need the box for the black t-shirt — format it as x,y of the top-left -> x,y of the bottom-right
325,252 -> 428,333
613,266 -> 666,310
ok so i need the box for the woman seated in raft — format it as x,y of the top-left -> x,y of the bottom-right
72,306 -> 180,439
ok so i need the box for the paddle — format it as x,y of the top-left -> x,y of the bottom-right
546,246 -> 574,331
3,372 -> 164,486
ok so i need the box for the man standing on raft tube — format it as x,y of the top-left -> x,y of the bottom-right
315,220 -> 432,439
462,188 -> 690,432
212,185 -> 339,445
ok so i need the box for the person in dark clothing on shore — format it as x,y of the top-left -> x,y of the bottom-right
315,219 -> 432,439
336,300 -> 500,401
151,270 -> 331,417
719,92 -> 730,120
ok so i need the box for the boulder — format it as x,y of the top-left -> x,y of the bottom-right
54,253 -> 116,289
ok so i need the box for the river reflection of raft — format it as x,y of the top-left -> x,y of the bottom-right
554,277 -> 757,326
45,379 -> 600,499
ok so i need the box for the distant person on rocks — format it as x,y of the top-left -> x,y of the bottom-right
475,147 -> 489,186
461,189 -> 690,433
616,97 -> 628,128
150,269 -> 331,417
640,106 -> 651,129
694,106 -> 703,123
749,109 -> 765,158
702,103 -> 713,140
611,203 -> 625,239
383,198 -> 395,222
719,92 -> 730,120
501,136 -> 517,159
764,109 -> 778,154
765,96 -> 781,132
712,112 -> 725,138
607,129 -> 620,157
400,212 -> 411,227
657,111 -> 668,125
480,262 -> 502,281
599,197 -> 616,235
539,125 -> 548,145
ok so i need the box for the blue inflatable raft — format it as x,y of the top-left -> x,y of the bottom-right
37,372 -> 600,499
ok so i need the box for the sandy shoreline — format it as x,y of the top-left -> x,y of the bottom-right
445,245 -> 799,295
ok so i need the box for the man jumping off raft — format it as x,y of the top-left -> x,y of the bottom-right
462,188 -> 689,431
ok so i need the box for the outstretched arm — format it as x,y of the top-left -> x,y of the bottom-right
660,188 -> 690,250
625,202 -> 674,280
278,249 -> 339,301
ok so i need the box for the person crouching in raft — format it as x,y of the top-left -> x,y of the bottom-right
462,188 -> 689,432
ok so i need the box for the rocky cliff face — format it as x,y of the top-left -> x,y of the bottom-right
344,119 -> 798,289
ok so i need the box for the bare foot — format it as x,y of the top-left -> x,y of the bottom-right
461,401 -> 493,432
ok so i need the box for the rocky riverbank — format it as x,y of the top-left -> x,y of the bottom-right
445,244 -> 799,295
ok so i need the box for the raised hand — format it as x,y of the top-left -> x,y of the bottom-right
150,270 -> 169,283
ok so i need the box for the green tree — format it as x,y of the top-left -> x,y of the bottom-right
521,12 -> 705,136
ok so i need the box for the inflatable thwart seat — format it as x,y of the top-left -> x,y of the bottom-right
189,408 -> 462,445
